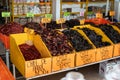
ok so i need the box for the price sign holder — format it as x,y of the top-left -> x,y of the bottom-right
56,18 -> 66,29
41,18 -> 51,28
109,11 -> 115,22
2,12 -> 10,23
26,12 -> 34,22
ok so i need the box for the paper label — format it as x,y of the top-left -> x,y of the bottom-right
80,19 -> 85,25
64,12 -> 70,17
24,27 -> 34,34
56,18 -> 66,24
45,14 -> 53,18
109,11 -> 115,16
41,18 -> 51,23
80,12 -> 84,16
2,12 -> 10,17
96,13 -> 103,18
27,13 -> 34,17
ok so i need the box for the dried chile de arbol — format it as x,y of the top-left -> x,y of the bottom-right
19,44 -> 41,61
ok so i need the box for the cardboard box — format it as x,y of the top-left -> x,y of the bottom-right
95,46 -> 113,61
111,25 -> 120,57
0,58 -> 15,80
10,33 -> 52,78
76,49 -> 96,66
34,34 -> 75,72
113,43 -> 120,57
72,29 -> 96,66
74,25 -> 114,62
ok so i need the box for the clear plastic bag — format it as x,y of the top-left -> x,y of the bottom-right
61,72 -> 85,80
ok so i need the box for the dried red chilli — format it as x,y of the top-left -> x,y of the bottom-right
0,22 -> 23,36
19,44 -> 41,61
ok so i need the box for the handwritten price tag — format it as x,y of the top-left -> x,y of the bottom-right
96,13 -> 103,18
45,14 -> 53,18
80,19 -> 85,25
109,11 -> 115,16
27,13 -> 34,17
2,12 -> 10,17
80,11 -> 84,16
56,18 -> 66,24
41,18 -> 51,23
64,12 -> 70,17
24,27 -> 34,34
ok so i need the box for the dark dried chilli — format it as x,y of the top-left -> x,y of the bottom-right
62,29 -> 93,52
97,24 -> 120,44
19,44 -> 41,61
82,28 -> 111,48
112,23 -> 120,29
0,22 -> 23,36
23,22 -> 42,33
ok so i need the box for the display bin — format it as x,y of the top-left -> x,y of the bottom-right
71,28 -> 96,67
0,58 -> 15,80
34,34 -> 75,72
10,33 -> 52,78
74,25 -> 114,62
111,25 -> 120,57
0,33 -> 10,49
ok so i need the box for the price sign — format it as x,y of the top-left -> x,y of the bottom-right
56,18 -> 66,24
45,14 -> 53,19
2,12 -> 10,17
96,13 -> 103,18
87,11 -> 94,15
26,13 -> 34,17
80,19 -> 85,25
80,11 -> 84,16
64,12 -> 70,17
24,27 -> 34,34
41,18 -> 51,23
109,11 -> 115,16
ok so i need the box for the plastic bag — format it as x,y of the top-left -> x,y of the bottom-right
61,72 -> 85,80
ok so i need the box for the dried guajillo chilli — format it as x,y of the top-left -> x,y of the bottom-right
19,44 -> 41,61
0,22 -> 23,36
39,28 -> 73,56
